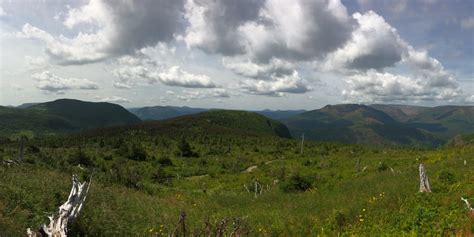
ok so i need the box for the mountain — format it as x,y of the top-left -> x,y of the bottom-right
254,109 -> 306,120
369,104 -> 430,122
284,104 -> 442,146
91,110 -> 292,139
129,106 -> 207,120
370,104 -> 474,139
130,106 -> 305,121
0,99 -> 141,136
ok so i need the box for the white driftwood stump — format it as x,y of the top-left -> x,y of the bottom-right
419,163 -> 431,193
27,175 -> 91,237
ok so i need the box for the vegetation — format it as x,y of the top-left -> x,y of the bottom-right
284,104 -> 474,147
0,99 -> 140,137
0,108 -> 473,236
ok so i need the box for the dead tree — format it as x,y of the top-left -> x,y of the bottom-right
461,197 -> 474,215
300,133 -> 304,155
27,175 -> 91,237
419,163 -> 431,193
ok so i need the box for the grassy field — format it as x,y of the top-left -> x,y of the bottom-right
0,126 -> 473,236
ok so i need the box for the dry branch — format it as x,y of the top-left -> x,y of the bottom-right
461,197 -> 474,214
27,175 -> 91,237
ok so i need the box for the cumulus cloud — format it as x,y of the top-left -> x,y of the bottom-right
184,0 -> 352,63
461,17 -> 474,30
95,96 -> 130,103
342,70 -> 462,103
323,11 -> 405,71
19,0 -> 184,65
32,71 -> 99,94
112,63 -> 217,89
176,88 -> 230,101
222,57 -> 294,80
239,71 -> 312,97
157,66 -> 216,88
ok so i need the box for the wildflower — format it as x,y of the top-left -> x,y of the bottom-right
359,218 -> 364,222
149,228 -> 154,232
362,208 -> 366,212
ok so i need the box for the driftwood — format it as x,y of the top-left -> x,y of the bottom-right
27,175 -> 91,237
419,163 -> 431,193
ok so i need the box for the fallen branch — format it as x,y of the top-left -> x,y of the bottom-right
461,197 -> 474,214
27,175 -> 91,237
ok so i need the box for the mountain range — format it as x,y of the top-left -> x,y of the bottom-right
1,99 -> 473,147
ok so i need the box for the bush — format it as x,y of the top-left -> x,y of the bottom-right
69,149 -> 93,167
280,174 -> 312,193
157,156 -> 173,166
377,161 -> 388,172
438,170 -> 455,184
177,138 -> 199,157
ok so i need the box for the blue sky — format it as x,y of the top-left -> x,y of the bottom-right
0,0 -> 472,110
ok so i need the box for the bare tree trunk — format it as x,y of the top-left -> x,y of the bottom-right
419,163 -> 431,193
18,137 -> 25,162
300,134 -> 304,155
27,175 -> 91,237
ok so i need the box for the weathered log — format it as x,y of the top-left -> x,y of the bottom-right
27,175 -> 91,237
419,163 -> 431,193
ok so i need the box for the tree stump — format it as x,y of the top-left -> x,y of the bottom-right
419,163 -> 431,193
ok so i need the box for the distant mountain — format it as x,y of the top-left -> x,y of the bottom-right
17,103 -> 39,109
130,106 -> 305,121
254,109 -> 306,120
369,104 -> 430,122
129,106 -> 207,120
370,104 -> 474,139
0,99 -> 140,136
284,104 -> 442,147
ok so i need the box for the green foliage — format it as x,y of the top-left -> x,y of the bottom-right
280,174 -> 312,193
0,116 -> 473,236
177,138 -> 199,157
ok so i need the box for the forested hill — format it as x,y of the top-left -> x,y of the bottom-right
0,99 -> 141,136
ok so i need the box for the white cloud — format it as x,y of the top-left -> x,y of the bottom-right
0,6 -> 6,16
183,0 -> 352,63
343,70 -> 462,103
32,71 -> 99,94
222,57 -> 294,80
112,62 -> 217,89
18,0 -> 184,65
157,66 -> 217,88
240,71 -> 312,96
461,17 -> 474,30
175,88 -> 230,101
96,96 -> 130,103
323,11 -> 405,71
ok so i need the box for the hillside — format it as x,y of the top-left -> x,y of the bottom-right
0,99 -> 141,136
0,114 -> 472,235
284,104 -> 441,146
88,110 -> 292,140
130,106 -> 305,121
129,106 -> 207,121
370,105 -> 474,139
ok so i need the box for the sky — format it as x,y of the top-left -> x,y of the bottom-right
0,0 -> 472,110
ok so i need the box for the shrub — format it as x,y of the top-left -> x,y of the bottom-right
69,149 -> 93,167
177,138 -> 199,157
280,174 -> 312,193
